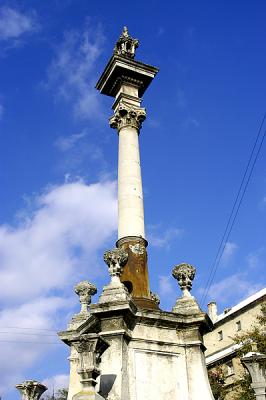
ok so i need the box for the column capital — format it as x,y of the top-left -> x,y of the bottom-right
15,381 -> 47,400
109,103 -> 146,132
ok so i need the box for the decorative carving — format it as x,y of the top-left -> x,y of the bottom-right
129,243 -> 145,255
72,335 -> 109,392
103,248 -> 128,282
172,263 -> 196,297
74,280 -> 97,315
16,380 -> 47,400
109,103 -> 146,132
114,26 -> 139,59
150,291 -> 160,305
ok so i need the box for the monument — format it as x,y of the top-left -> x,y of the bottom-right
58,27 -> 215,400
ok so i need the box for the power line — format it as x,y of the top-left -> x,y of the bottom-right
0,339 -> 60,345
0,326 -> 58,332
200,112 -> 266,307
0,331 -> 57,337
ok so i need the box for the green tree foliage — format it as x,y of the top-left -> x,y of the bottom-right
208,365 -> 227,400
44,388 -> 68,400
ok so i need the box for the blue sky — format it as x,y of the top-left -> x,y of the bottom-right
0,0 -> 266,397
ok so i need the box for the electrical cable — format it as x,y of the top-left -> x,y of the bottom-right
200,112 -> 266,307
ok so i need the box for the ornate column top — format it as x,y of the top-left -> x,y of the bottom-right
75,280 -> 97,315
16,380 -> 47,400
103,248 -> 128,283
172,263 -> 196,297
109,103 -> 146,132
113,26 -> 139,59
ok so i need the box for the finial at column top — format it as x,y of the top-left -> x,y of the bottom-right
113,26 -> 139,59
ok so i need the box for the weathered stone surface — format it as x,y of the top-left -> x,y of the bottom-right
16,380 -> 47,400
172,263 -> 196,297
241,348 -> 266,400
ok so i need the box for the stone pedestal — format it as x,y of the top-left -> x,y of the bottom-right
59,294 -> 214,400
241,349 -> 266,400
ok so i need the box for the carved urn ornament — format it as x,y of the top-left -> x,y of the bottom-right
172,263 -> 196,297
16,380 -> 47,400
113,26 -> 139,59
75,280 -> 97,315
103,248 -> 128,284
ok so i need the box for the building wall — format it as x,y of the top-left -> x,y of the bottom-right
203,290 -> 266,399
204,299 -> 264,357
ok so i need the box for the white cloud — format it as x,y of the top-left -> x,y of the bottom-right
42,374 -> 69,395
0,179 -> 117,393
148,226 -> 183,248
0,6 -> 38,41
158,275 -> 175,297
221,241 -> 237,264
200,273 -> 263,305
46,21 -> 104,120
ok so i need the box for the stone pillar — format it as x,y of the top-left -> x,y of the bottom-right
241,346 -> 266,400
72,336 -> 109,400
96,27 -> 159,310
172,263 -> 215,400
16,380 -> 47,400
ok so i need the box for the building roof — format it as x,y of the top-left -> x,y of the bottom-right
216,287 -> 266,323
206,343 -> 242,365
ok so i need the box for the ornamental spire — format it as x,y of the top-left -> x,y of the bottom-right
113,26 -> 139,59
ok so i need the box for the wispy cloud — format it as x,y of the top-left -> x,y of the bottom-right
158,275 -> 175,297
0,179 -> 117,393
181,116 -> 200,129
46,20 -> 105,120
221,241 -> 238,264
55,132 -> 87,152
0,6 -> 38,41
148,226 -> 184,249
54,130 -> 106,175
199,273 -> 263,306
42,374 -> 69,395
176,89 -> 187,107
0,103 -> 3,120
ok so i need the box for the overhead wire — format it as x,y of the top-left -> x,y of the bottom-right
200,112 -> 266,307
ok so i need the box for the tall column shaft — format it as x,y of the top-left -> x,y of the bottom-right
118,125 -> 145,239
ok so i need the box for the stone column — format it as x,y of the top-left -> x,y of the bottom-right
16,380 -> 47,400
96,27 -> 159,309
241,346 -> 266,400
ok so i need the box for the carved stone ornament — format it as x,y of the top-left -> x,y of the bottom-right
150,291 -> 160,305
172,263 -> 196,297
16,380 -> 47,400
75,280 -> 97,314
109,103 -> 146,132
103,248 -> 128,282
113,26 -> 139,59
